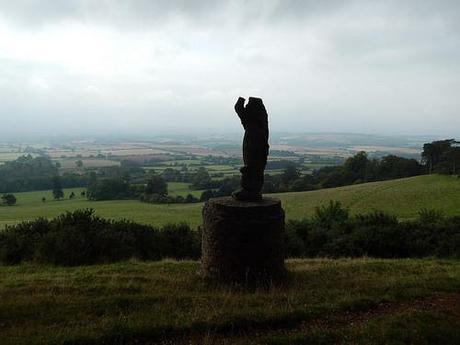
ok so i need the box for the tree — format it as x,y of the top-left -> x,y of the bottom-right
280,164 -> 301,186
192,167 -> 212,189
378,155 -> 422,179
344,151 -> 369,182
42,197 -> 46,203
162,168 -> 182,182
290,175 -> 315,192
69,192 -> 76,199
422,139 -> 457,174
86,177 -> 131,201
145,175 -> 168,196
448,146 -> 460,175
185,193 -> 198,203
52,176 -> 64,200
75,160 -> 83,168
1,193 -> 16,206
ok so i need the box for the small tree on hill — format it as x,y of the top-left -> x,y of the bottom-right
145,175 -> 168,196
1,194 -> 16,206
52,176 -> 64,200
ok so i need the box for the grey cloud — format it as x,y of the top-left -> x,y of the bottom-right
1,0 -> 460,136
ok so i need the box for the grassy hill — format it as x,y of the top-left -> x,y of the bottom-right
1,258 -> 460,344
1,174 -> 459,228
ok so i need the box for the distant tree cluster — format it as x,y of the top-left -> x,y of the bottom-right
0,155 -> 58,193
140,174 -> 199,204
307,152 -> 423,189
1,194 -> 16,206
422,139 -> 460,175
86,177 -> 131,201
0,155 -> 91,193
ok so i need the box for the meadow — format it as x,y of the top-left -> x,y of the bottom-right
1,174 -> 460,228
1,258 -> 460,344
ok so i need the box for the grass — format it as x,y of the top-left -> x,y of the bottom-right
1,174 -> 460,228
0,188 -> 200,227
167,182 -> 204,197
1,258 -> 460,344
276,174 -> 460,221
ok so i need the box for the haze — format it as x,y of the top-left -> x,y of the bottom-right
1,0 -> 459,137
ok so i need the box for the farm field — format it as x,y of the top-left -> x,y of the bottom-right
56,158 -> 121,169
1,174 -> 459,228
1,258 -> 460,344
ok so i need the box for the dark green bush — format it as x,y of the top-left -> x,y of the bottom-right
0,209 -> 198,266
284,204 -> 460,259
2,203 -> 460,266
313,201 -> 349,228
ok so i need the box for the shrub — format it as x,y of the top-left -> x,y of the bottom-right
0,209 -> 198,266
313,200 -> 349,228
418,208 -> 445,224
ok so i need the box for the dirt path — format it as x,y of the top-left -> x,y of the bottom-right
158,293 -> 460,345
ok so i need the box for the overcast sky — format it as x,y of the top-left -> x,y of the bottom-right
1,0 -> 459,137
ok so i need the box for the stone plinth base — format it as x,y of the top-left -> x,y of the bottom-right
200,196 -> 285,284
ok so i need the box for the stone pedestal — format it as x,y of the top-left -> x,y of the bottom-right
200,196 -> 286,284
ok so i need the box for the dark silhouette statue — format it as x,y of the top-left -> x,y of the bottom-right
232,97 -> 269,201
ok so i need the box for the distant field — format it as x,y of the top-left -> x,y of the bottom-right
167,182 -> 204,197
56,158 -> 121,169
1,175 -> 459,228
0,152 -> 35,163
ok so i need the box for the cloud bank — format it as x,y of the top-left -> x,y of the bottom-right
1,0 -> 459,136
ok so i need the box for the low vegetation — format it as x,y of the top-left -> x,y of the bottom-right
1,259 -> 460,344
285,201 -> 460,258
2,201 -> 460,266
0,209 -> 200,266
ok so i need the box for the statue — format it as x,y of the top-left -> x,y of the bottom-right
201,97 -> 285,284
232,97 -> 269,202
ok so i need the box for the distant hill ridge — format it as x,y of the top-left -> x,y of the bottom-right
277,174 -> 460,220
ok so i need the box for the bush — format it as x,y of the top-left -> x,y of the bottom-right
0,209 -> 198,266
418,208 -> 445,224
1,193 -> 17,206
284,200 -> 460,259
3,204 -> 460,266
313,201 -> 349,228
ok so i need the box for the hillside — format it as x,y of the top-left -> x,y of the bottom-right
1,258 -> 460,344
277,174 -> 460,221
1,175 -> 459,227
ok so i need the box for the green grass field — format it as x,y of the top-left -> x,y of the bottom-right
167,182 -> 204,197
1,174 -> 459,228
1,258 -> 460,344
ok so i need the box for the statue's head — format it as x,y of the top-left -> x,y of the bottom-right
248,97 -> 263,105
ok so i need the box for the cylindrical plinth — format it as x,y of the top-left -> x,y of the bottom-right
201,196 -> 285,284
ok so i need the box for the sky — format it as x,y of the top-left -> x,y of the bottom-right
0,0 -> 459,137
